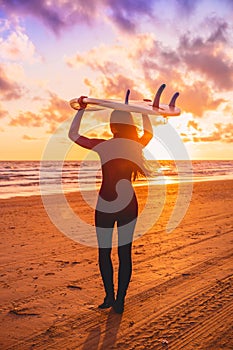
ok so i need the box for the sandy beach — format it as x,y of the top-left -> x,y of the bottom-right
0,179 -> 233,349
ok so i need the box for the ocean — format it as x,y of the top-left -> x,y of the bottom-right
0,160 -> 233,199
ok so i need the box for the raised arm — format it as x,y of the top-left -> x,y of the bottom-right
68,97 -> 104,150
68,108 -> 85,142
139,114 -> 153,146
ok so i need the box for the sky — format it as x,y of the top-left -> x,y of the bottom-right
0,0 -> 233,160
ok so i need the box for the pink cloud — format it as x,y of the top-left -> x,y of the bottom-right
84,74 -> 143,100
1,0 -> 155,35
0,66 -> 24,100
104,0 -> 154,33
0,27 -> 39,63
66,17 -> 232,117
179,19 -> 233,90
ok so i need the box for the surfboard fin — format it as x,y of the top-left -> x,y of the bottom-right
125,89 -> 130,104
153,84 -> 166,108
169,92 -> 179,107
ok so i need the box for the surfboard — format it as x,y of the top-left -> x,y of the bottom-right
70,84 -> 181,117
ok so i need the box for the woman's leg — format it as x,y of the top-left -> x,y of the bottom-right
98,246 -> 114,301
113,195 -> 138,313
117,241 -> 133,299
95,210 -> 115,308
114,218 -> 137,313
117,218 -> 136,297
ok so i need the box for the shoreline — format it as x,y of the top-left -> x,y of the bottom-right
1,174 -> 233,201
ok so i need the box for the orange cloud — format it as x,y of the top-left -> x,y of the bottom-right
0,104 -> 9,119
22,134 -> 40,140
10,111 -> 41,127
215,123 -> 233,143
181,136 -> 192,143
187,120 -> 202,131
40,92 -> 71,122
9,92 -> 71,133
179,82 -> 225,117
190,123 -> 233,143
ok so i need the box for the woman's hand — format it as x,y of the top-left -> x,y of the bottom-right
78,96 -> 88,109
68,98 -> 87,142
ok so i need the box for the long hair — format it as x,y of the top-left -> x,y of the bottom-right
110,110 -> 152,181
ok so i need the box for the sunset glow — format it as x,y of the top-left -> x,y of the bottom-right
0,0 -> 233,160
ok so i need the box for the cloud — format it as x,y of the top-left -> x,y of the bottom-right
206,18 -> 229,43
9,92 -> 71,132
131,25 -> 231,116
9,111 -> 42,127
138,57 -> 225,117
179,19 -> 233,90
1,0 -> 68,35
1,0 -> 233,39
85,74 -> 143,100
66,43 -> 124,74
1,0 -> 156,35
22,134 -> 40,140
67,33 -> 159,97
85,131 -> 99,138
0,104 -> 9,119
0,65 -> 24,100
67,29 -> 229,117
179,82 -> 225,117
102,130 -> 112,138
104,0 -> 155,33
181,52 -> 233,91
193,132 -> 221,143
214,123 -> 233,143
174,0 -> 198,16
0,28 -> 39,64
181,136 -> 192,143
187,120 -> 202,132
189,123 -> 233,143
40,92 -> 72,132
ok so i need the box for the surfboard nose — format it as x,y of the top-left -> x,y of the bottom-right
153,84 -> 166,108
169,92 -> 179,107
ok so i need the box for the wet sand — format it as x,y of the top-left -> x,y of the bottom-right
0,180 -> 233,349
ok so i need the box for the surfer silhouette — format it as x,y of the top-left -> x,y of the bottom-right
69,96 -> 153,313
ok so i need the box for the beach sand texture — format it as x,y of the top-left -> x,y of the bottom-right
0,180 -> 233,349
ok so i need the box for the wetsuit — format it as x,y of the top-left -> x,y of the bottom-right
70,109 -> 153,308
95,155 -> 139,300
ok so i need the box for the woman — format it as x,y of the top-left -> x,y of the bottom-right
68,96 -> 153,314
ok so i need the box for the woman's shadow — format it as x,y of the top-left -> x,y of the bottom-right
82,309 -> 122,350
